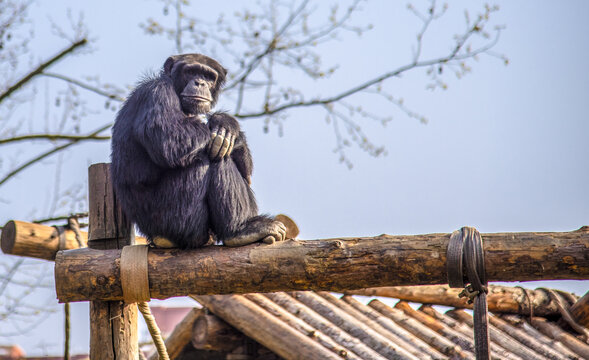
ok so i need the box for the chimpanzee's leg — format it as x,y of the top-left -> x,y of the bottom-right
207,159 -> 286,246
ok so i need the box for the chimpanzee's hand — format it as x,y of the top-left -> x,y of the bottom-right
207,113 -> 240,161
209,126 -> 236,161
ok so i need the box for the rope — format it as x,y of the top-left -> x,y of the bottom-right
67,216 -> 84,248
447,226 -> 490,360
138,302 -> 169,360
53,216 -> 85,251
53,225 -> 67,250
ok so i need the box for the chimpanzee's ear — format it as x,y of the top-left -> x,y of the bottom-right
164,56 -> 177,76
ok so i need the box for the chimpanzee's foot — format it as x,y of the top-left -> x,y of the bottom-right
223,219 -> 287,247
151,236 -> 176,248
274,214 -> 300,239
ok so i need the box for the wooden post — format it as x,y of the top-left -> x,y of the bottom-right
55,228 -> 589,302
86,163 -> 138,359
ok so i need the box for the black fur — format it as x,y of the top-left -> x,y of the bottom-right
111,54 -> 272,248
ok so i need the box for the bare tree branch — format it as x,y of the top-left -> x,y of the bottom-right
0,123 -> 111,187
234,4 -> 501,120
41,72 -> 125,102
0,39 -> 88,103
0,133 -> 110,145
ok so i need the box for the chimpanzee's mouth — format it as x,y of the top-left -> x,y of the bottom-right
183,95 -> 211,102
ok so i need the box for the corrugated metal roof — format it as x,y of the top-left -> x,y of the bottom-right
190,290 -> 589,360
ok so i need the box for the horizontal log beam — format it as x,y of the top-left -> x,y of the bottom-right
55,228 -> 589,302
346,284 -> 574,317
1,220 -> 145,260
1,220 -> 86,260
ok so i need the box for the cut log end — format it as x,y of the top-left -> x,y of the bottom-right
0,220 -> 16,254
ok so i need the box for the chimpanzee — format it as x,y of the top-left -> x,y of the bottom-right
111,54 -> 286,248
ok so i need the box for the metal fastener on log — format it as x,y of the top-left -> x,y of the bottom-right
54,227 -> 589,303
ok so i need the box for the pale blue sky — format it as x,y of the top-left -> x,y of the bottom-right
1,0 -> 588,355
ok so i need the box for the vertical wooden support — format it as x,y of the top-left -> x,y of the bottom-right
88,163 -> 138,359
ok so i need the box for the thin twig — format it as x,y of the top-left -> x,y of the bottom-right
0,39 -> 88,103
41,72 -> 125,102
235,29 -> 501,119
0,123 -> 111,186
0,133 -> 110,145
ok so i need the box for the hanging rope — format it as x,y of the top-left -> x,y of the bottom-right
67,216 -> 84,248
138,302 -> 170,360
447,226 -> 490,360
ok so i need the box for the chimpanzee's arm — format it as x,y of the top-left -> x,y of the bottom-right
231,132 -> 253,184
207,112 -> 252,183
130,76 -> 210,168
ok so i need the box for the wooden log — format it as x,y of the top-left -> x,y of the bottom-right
447,309 -> 546,360
530,317 -> 589,359
55,228 -> 589,302
1,220 -> 146,261
347,284 -> 569,317
337,295 -> 450,359
393,302 -> 519,360
1,220 -> 86,260
86,163 -> 138,360
191,294 -> 342,360
477,308 -> 570,360
265,292 -> 387,360
317,292 -> 444,359
367,299 -> 473,359
570,290 -> 589,327
244,293 -> 361,360
499,314 -> 581,360
290,291 -> 418,360
192,311 -> 245,353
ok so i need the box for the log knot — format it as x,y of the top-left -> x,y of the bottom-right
120,245 -> 151,302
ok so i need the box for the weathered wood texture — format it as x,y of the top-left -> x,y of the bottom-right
86,163 -> 138,360
336,295 -> 453,359
191,311 -> 245,352
265,292 -> 386,360
570,290 -> 589,327
55,228 -> 589,302
1,220 -> 86,260
1,220 -> 145,260
192,294 -> 342,360
90,300 -> 138,360
347,284 -> 573,317
88,163 -> 133,246
528,317 -> 589,359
